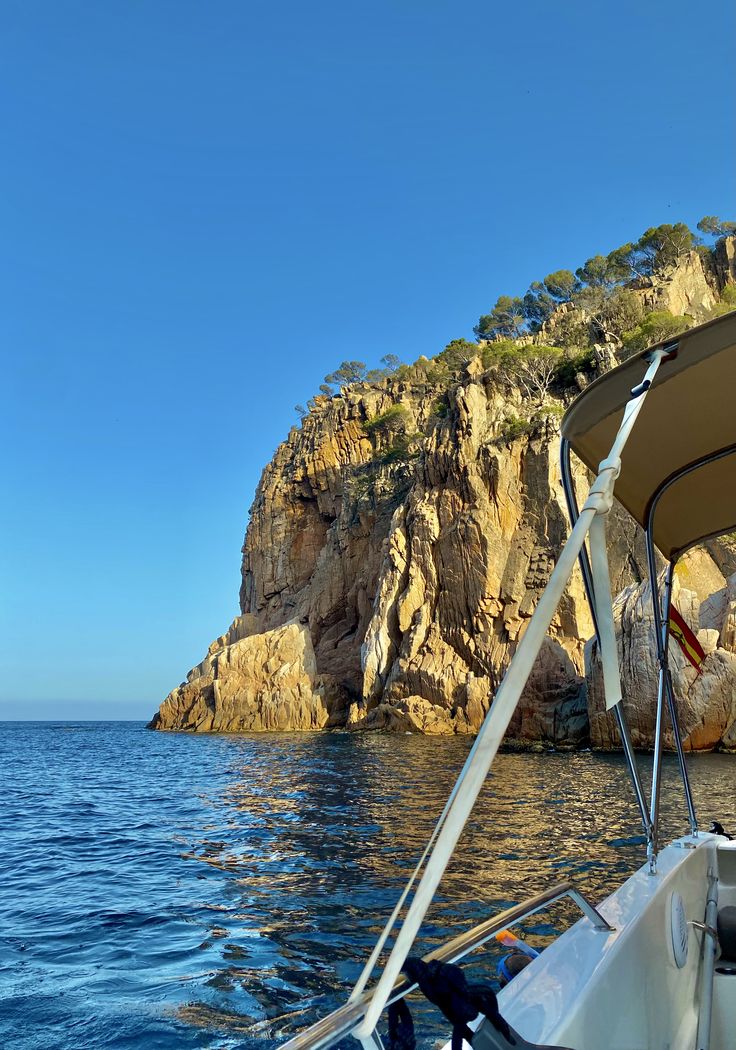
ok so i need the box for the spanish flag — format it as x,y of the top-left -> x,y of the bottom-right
668,605 -> 705,672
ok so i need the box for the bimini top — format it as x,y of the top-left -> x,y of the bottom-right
561,310 -> 736,561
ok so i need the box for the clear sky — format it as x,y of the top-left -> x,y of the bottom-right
2,1 -> 734,720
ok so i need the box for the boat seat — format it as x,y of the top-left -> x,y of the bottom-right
718,906 -> 736,961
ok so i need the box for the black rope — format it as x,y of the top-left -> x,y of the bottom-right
400,957 -> 512,1049
386,998 -> 415,1050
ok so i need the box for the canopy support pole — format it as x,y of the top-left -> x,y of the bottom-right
645,530 -> 698,857
560,438 -> 653,843
642,449 -> 736,846
668,651 -> 698,837
646,556 -> 673,872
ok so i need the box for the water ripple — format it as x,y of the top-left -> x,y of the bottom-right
1,722 -> 734,1049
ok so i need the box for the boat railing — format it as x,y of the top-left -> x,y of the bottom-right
279,880 -> 614,1050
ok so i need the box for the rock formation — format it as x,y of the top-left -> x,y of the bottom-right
150,240 -> 736,748
586,565 -> 736,752
152,363 -> 604,741
149,620 -> 348,732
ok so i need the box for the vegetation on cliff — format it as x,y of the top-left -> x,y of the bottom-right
294,217 -> 735,431
287,218 -> 735,515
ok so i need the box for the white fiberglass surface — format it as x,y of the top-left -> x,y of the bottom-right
711,841 -> 736,1050
494,835 -> 719,1050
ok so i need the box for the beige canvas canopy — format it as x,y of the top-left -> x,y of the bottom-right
561,310 -> 736,561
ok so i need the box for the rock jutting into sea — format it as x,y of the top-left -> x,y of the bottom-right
150,236 -> 736,749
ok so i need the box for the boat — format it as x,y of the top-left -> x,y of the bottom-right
278,310 -> 736,1050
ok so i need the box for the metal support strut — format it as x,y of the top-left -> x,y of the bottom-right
560,438 -> 652,843
646,557 -> 673,870
644,533 -> 698,866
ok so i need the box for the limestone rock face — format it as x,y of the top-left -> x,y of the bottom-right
586,570 -> 736,752
152,363 -> 605,740
347,695 -> 461,735
640,250 -> 717,318
715,236 -> 736,288
211,363 -> 604,743
149,621 -> 348,732
357,383 -> 595,748
238,390 -> 422,694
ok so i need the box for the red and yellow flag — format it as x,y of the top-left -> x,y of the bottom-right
668,605 -> 705,672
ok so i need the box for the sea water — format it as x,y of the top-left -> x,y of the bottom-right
1,722 -> 734,1049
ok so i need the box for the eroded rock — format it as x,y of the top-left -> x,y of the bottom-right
149,621 -> 348,732
586,572 -> 736,751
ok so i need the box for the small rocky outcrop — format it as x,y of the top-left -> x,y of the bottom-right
149,620 -> 348,732
586,564 -> 736,752
639,249 -> 717,317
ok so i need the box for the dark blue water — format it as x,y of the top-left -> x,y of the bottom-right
1,723 -> 734,1049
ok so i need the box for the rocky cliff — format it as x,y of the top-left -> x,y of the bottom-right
587,553 -> 736,751
150,241 -> 736,749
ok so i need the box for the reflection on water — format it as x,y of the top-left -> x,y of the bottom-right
0,724 -> 734,1049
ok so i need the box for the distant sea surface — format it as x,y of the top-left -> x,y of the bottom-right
1,722 -> 734,1050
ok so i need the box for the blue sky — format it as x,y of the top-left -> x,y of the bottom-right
2,1 -> 734,719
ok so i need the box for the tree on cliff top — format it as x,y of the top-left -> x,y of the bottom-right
520,271 -> 580,332
380,354 -> 402,372
575,253 -> 630,290
324,361 -> 367,390
542,269 -> 580,302
436,338 -> 478,371
474,296 -> 525,340
602,225 -> 697,282
474,222 -> 704,345
698,216 -> 736,238
634,223 -> 698,273
575,285 -> 644,342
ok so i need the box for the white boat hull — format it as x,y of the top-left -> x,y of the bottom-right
485,832 -> 736,1049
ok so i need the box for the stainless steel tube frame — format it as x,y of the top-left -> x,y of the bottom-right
645,495 -> 698,850
642,450 -> 736,843
645,554 -> 673,869
559,437 -> 652,841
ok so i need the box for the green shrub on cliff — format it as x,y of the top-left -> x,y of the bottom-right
705,284 -> 736,320
480,338 -> 517,369
364,404 -> 411,434
377,435 -> 419,465
496,414 -> 531,443
430,394 -> 449,419
552,347 -> 597,389
622,310 -> 691,356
